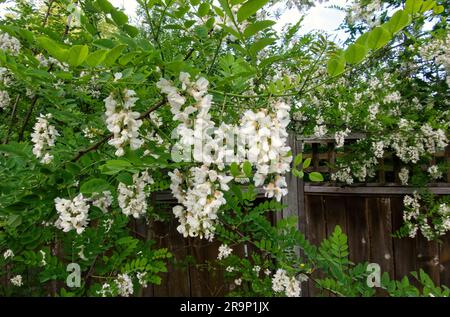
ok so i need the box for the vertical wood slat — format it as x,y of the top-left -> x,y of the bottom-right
367,198 -> 395,284
439,234 -> 450,287
345,197 -> 370,264
305,195 -> 327,296
390,197 -> 418,282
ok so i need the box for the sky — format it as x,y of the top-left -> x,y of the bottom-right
108,0 -> 351,42
0,0 -> 352,42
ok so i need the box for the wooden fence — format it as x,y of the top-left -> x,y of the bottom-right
278,134 -> 450,296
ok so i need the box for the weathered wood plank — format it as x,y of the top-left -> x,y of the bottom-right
367,198 -> 395,282
345,196 -> 370,264
304,185 -> 450,195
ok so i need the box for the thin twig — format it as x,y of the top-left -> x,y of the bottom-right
4,95 -> 20,144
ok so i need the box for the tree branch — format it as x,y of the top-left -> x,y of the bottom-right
71,98 -> 166,162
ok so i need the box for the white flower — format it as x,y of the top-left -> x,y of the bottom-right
31,113 -> 59,164
3,249 -> 14,259
226,266 -> 235,272
253,266 -> 261,274
114,72 -> 123,81
234,278 -> 242,286
92,191 -> 113,213
264,176 -> 288,202
398,168 -> 409,185
427,165 -> 442,180
104,89 -> 144,156
0,90 -> 10,109
10,275 -> 23,287
118,171 -> 153,218
0,32 -> 21,55
271,269 -> 301,297
137,271 -> 148,287
335,129 -> 350,148
217,244 -> 233,260
54,194 -> 90,234
115,273 -> 134,297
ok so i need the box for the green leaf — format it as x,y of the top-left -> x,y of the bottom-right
103,44 -> 127,66
367,26 -> 392,51
309,172 -> 324,182
433,5 -> 444,14
355,32 -> 370,46
86,49 -> 108,67
249,37 -> 275,55
344,43 -> 368,64
111,9 -> 128,26
243,20 -> 275,38
386,10 -> 411,35
198,3 -> 210,17
243,161 -> 253,177
294,153 -> 303,167
327,53 -> 346,77
405,0 -> 423,14
97,0 -> 114,13
303,157 -> 311,169
36,36 -> 68,62
67,45 -> 89,67
123,24 -> 139,37
230,162 -> 240,177
419,0 -> 436,13
80,178 -> 110,194
237,0 -> 270,22
116,172 -> 133,186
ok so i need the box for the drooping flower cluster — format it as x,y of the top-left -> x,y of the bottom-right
240,101 -> 293,201
92,191 -> 113,213
117,171 -> 153,219
115,273 -> 134,297
271,269 -> 301,297
0,89 -> 10,109
170,165 -> 232,240
31,113 -> 59,164
10,275 -> 23,287
104,89 -> 144,156
54,194 -> 90,234
217,244 -> 233,260
159,73 -> 293,240
403,192 -> 450,240
0,32 -> 21,56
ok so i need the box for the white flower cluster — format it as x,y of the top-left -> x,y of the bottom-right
427,165 -> 442,180
92,191 -> 113,213
3,249 -> 14,259
170,165 -> 232,241
104,89 -> 144,156
0,90 -> 10,109
335,129 -> 350,148
115,273 -> 134,297
36,54 -> 68,71
389,123 -> 447,164
217,244 -> 233,260
54,194 -> 90,234
159,73 -> 293,240
271,269 -> 301,297
10,275 -> 23,287
118,171 -> 153,219
346,0 -> 382,27
403,192 -> 450,240
31,113 -> 59,164
0,32 -> 21,56
398,168 -> 409,185
240,101 -> 292,201
419,33 -> 450,86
